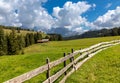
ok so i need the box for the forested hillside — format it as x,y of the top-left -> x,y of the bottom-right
0,25 -> 63,56
0,26 -> 43,56
65,27 -> 120,40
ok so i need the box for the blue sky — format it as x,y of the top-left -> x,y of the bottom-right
44,0 -> 120,22
0,0 -> 120,36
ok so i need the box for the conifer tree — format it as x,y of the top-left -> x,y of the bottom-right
25,33 -> 30,47
17,35 -> 25,50
29,33 -> 35,45
0,27 -> 7,55
37,32 -> 42,40
34,32 -> 42,43
58,34 -> 63,41
7,29 -> 19,55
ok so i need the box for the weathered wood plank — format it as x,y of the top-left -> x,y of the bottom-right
4,64 -> 48,83
74,44 -> 113,64
49,53 -> 72,68
43,61 -> 74,83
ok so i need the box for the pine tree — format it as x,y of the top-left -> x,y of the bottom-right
0,27 -> 7,55
37,32 -> 42,40
34,32 -> 42,43
34,33 -> 37,43
58,34 -> 63,41
29,33 -> 35,45
17,35 -> 25,54
25,33 -> 30,47
17,35 -> 25,50
7,29 -> 19,55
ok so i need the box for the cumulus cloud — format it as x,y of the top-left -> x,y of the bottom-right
94,6 -> 120,29
0,0 -> 19,26
0,0 -> 97,36
16,0 -> 54,30
0,0 -> 54,31
53,1 -> 92,29
52,1 -> 96,36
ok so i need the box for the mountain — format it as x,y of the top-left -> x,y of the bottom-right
48,27 -> 78,37
64,27 -> 120,40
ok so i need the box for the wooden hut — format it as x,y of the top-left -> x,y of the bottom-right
37,39 -> 49,43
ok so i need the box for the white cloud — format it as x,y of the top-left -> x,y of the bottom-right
105,3 -> 112,9
73,27 -> 83,33
93,4 -> 96,8
0,0 -> 17,26
0,0 -> 97,36
0,0 -> 54,31
92,3 -> 96,10
15,0 -> 55,31
52,1 -> 92,31
94,6 -> 120,28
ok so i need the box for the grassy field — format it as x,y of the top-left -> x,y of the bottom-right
0,36 -> 120,82
66,44 -> 120,83
3,29 -> 47,37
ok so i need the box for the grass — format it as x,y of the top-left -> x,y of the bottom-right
3,28 -> 47,37
4,29 -> 35,35
66,44 -> 120,83
0,36 -> 120,82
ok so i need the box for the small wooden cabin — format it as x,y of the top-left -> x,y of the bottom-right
37,39 -> 49,43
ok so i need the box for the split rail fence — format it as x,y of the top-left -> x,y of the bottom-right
4,40 -> 120,83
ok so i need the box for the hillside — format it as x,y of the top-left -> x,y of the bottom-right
0,25 -> 63,56
0,25 -> 48,56
65,27 -> 120,40
66,44 -> 120,83
0,36 -> 120,82
1,25 -> 46,37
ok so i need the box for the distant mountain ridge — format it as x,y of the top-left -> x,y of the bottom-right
64,27 -> 120,40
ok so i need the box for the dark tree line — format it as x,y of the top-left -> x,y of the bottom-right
48,34 -> 63,41
65,27 -> 120,40
0,28 -> 42,56
0,28 -> 7,55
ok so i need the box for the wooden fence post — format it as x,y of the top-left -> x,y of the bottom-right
71,48 -> 74,53
71,48 -> 74,61
80,48 -> 82,55
46,58 -> 50,83
71,49 -> 76,70
63,53 -> 67,75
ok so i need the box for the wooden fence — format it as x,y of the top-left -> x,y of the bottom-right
4,40 -> 120,83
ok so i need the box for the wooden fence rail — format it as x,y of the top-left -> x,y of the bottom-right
4,40 -> 120,83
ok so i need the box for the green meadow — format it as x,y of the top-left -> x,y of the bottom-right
66,44 -> 120,83
0,36 -> 120,82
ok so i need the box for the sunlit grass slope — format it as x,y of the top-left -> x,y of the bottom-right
0,36 -> 120,82
3,29 -> 46,37
66,44 -> 120,83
